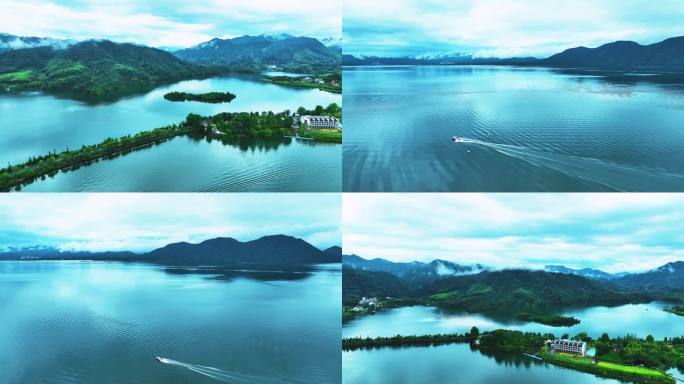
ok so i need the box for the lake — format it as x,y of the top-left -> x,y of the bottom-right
343,65 -> 684,192
0,261 -> 341,384
0,74 -> 340,191
343,344 -> 627,384
342,304 -> 684,384
342,304 -> 684,339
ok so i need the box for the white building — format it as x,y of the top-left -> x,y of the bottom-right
299,115 -> 340,129
550,339 -> 587,355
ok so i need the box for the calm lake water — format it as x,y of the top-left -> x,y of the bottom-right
343,66 -> 684,192
21,136 -> 340,192
0,74 -> 340,191
0,261 -> 341,384
343,344 -> 625,384
342,303 -> 684,339
343,304 -> 684,383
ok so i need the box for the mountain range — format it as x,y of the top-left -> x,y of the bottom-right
343,254 -> 684,311
344,36 -> 684,71
0,39 -> 222,99
343,254 -> 487,283
0,32 -> 341,99
173,34 -> 340,72
0,235 -> 340,267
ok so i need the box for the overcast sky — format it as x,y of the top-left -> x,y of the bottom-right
0,194 -> 340,252
343,0 -> 684,58
1,0 -> 341,48
343,194 -> 684,273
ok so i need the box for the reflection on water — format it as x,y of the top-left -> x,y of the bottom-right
343,304 -> 684,340
343,65 -> 684,191
343,343 -> 623,384
20,135 -> 341,192
0,261 -> 341,384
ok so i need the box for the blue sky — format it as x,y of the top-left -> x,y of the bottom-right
344,194 -> 684,272
343,0 -> 684,58
1,0 -> 341,48
0,194 -> 340,252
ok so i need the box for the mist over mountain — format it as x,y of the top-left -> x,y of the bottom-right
343,254 -> 487,283
544,265 -> 617,280
0,32 -> 75,53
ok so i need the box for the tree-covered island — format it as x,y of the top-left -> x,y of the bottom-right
163,91 -> 236,103
515,313 -> 581,326
0,103 -> 341,191
343,328 -> 683,384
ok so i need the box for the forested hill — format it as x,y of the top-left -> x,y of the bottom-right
0,235 -> 340,267
175,35 -> 340,72
543,36 -> 684,70
0,39 -> 224,99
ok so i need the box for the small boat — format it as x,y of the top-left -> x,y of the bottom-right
156,356 -> 170,364
452,136 -> 464,143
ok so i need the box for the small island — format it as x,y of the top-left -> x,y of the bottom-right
515,313 -> 581,327
664,306 -> 684,316
163,91 -> 236,103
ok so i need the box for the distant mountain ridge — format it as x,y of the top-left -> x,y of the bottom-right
544,37 -> 684,70
343,254 -> 487,283
544,265 -> 617,280
174,34 -> 340,72
0,235 -> 340,266
344,36 -> 684,71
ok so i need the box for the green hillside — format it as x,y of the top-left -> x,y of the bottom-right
0,40 -> 225,100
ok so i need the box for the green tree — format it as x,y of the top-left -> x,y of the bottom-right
186,113 -> 204,132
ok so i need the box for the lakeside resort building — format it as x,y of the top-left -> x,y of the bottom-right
294,115 -> 340,129
549,339 -> 587,356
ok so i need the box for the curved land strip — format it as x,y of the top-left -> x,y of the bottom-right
1,104 -> 342,191
264,72 -> 341,94
163,91 -> 236,103
664,306 -> 684,316
343,329 -> 681,384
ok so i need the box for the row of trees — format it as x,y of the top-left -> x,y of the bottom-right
0,124 -> 188,191
342,329 -> 477,351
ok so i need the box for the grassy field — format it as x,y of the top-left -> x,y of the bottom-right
542,351 -> 674,384
0,69 -> 36,83
298,128 -> 342,143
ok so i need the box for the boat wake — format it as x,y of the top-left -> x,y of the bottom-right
452,136 -> 684,191
157,357 -> 300,384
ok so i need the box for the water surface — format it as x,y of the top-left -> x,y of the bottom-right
1,75 -> 340,192
343,66 -> 684,191
343,303 -> 684,339
0,261 -> 341,384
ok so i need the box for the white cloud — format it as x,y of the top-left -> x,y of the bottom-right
343,194 -> 684,272
0,0 -> 341,48
0,193 -> 340,251
344,0 -> 684,57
